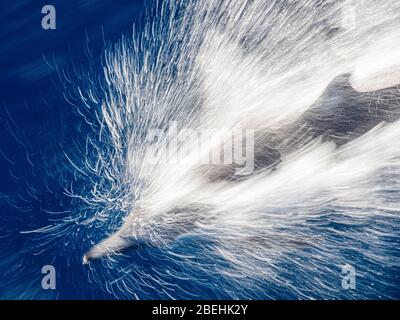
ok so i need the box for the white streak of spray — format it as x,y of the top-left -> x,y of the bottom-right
67,0 -> 400,297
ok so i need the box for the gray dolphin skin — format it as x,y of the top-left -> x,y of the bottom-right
201,73 -> 400,182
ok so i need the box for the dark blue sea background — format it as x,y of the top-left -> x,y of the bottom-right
0,0 -> 399,300
0,0 -> 147,299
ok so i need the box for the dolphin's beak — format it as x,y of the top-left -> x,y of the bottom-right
83,227 -> 136,264
83,209 -> 144,264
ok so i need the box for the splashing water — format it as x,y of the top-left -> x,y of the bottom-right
5,0 -> 400,299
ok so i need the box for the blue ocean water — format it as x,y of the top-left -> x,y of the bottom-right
0,0 -> 147,299
0,0 -> 399,300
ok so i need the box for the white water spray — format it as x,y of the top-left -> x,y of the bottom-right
70,0 -> 400,296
